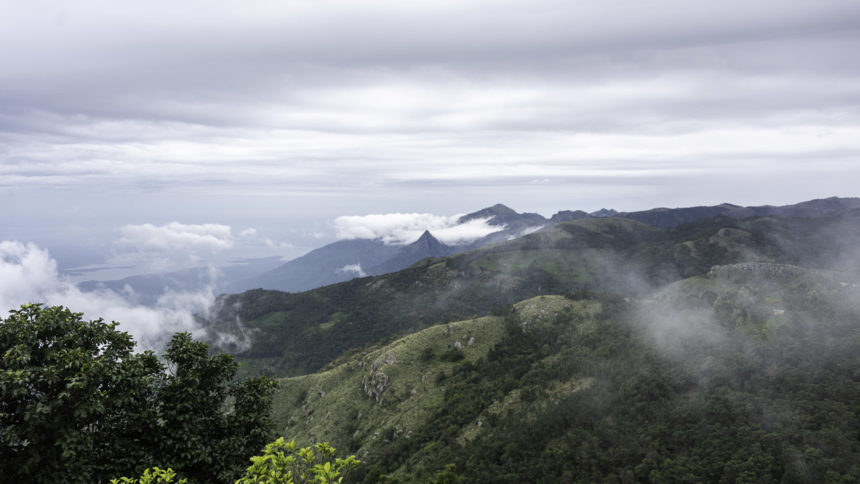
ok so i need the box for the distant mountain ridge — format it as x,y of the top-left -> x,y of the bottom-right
233,204 -> 549,293
614,196 -> 860,227
80,197 -> 860,300
237,197 -> 860,293
224,238 -> 399,294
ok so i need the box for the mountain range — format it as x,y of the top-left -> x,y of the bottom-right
192,196 -> 860,482
200,197 -> 860,378
77,197 -> 860,306
227,197 -> 860,294
67,195 -> 860,482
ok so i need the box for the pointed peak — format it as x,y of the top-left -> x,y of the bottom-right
417,230 -> 436,242
403,229 -> 449,252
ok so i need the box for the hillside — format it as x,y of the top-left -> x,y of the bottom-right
268,267 -> 860,482
202,209 -> 860,378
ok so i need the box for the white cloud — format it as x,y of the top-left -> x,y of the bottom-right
507,224 -> 545,240
109,222 -> 237,273
431,218 -> 511,245
0,241 -> 212,350
239,228 -> 257,238
119,222 -> 234,251
337,263 -> 367,278
333,212 -> 502,245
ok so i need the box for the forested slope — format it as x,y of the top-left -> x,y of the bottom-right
203,210 -> 860,378
270,266 -> 860,482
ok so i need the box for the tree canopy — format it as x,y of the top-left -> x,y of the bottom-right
0,303 -> 277,483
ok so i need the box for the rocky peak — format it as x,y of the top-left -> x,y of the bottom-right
413,230 -> 443,250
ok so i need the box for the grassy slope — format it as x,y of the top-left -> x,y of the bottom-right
270,296 -> 591,453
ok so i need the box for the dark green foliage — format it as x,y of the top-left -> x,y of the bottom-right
0,304 -> 162,482
155,333 -> 279,483
426,464 -> 460,484
0,304 -> 277,483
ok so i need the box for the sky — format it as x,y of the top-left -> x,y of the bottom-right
2,0 -> 860,271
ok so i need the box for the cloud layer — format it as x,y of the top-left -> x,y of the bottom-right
0,241 -> 211,349
2,0 -> 859,255
333,213 -> 501,245
2,1 -> 858,198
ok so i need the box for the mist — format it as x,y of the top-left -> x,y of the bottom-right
0,240 -> 214,350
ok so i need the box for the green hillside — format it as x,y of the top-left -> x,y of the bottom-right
203,210 -> 860,378
268,267 -> 860,482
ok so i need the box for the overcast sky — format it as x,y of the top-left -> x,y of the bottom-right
2,0 -> 860,267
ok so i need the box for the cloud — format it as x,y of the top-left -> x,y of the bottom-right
119,222 -> 234,251
0,240 -> 212,350
333,212 -> 502,245
337,263 -> 367,278
507,224 -> 545,241
2,0 -> 860,246
107,222 -> 237,274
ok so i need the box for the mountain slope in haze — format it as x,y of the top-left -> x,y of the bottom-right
235,197 -> 860,293
367,230 -> 456,276
268,267 -> 860,482
78,256 -> 284,306
225,239 -> 399,294
234,204 -> 548,293
202,207 -> 860,378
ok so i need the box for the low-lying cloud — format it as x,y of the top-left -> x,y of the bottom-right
119,222 -> 234,251
102,221 -> 292,275
337,263 -> 367,278
0,240 -> 212,350
333,212 -> 502,245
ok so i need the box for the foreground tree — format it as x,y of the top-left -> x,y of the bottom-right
236,438 -> 359,484
0,304 -> 277,483
155,333 -> 278,482
114,439 -> 360,484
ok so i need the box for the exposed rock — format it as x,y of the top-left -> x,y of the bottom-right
361,354 -> 396,404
